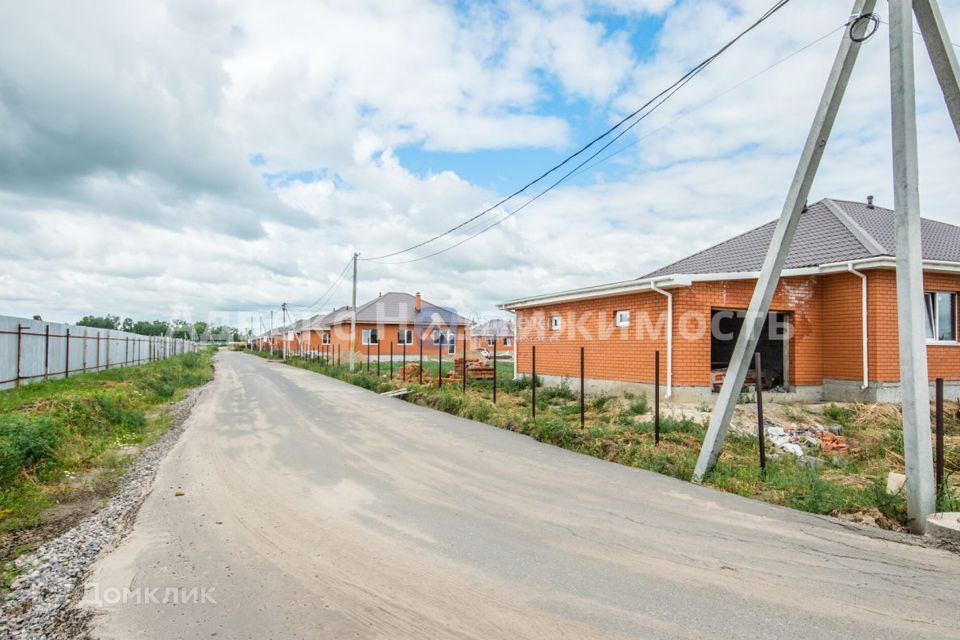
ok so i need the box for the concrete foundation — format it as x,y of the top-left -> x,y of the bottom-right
529,373 -> 960,404
824,378 -> 960,403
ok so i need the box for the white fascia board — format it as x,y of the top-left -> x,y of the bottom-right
499,276 -> 691,310
499,258 -> 960,311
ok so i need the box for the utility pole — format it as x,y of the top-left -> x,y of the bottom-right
281,303 -> 288,360
269,310 -> 274,354
350,252 -> 358,372
694,0 -> 876,484
889,0 -> 938,529
693,0 -> 957,533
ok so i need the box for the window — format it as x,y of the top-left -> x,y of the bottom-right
925,292 -> 957,341
486,337 -> 495,347
398,329 -> 413,345
550,315 -> 561,331
322,333 -> 330,344
503,337 -> 512,347
433,329 -> 444,346
447,331 -> 456,354
362,329 -> 378,345
615,310 -> 631,327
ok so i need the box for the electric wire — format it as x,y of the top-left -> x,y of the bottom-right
359,0 -> 795,262
565,24 -> 846,182
288,257 -> 352,312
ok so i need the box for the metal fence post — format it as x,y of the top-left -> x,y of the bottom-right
366,341 -> 371,372
462,332 -> 467,393
419,337 -> 424,384
493,339 -> 498,404
402,341 -> 407,381
438,339 -> 443,387
44,324 -> 50,380
655,350 -> 660,445
755,352 -> 766,475
580,346 -> 585,428
15,324 -> 23,387
389,342 -> 394,379
936,377 -> 944,496
96,332 -> 101,371
65,328 -> 71,378
377,341 -> 381,376
531,345 -> 537,420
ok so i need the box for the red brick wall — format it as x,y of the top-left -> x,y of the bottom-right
868,270 -> 960,382
516,276 -> 819,387
321,322 -> 466,360
820,272 -> 864,381
515,270 -> 960,388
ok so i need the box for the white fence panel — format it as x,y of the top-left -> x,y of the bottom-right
0,315 -> 198,392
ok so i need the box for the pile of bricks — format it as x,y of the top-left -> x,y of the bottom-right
819,430 -> 851,454
446,358 -> 495,381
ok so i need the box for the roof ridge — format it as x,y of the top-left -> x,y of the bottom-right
822,199 -> 887,256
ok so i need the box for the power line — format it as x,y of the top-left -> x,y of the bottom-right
369,66 -> 705,264
369,1 -> 822,265
359,0 -> 795,262
288,257 -> 353,313
566,24 -> 847,182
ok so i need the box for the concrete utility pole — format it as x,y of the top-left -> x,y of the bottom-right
281,303 -> 288,360
889,0 -> 934,529
694,0 -> 877,482
350,252 -> 358,372
694,0 -> 959,533
269,310 -> 274,354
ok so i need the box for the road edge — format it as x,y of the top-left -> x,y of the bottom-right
0,382 -> 211,639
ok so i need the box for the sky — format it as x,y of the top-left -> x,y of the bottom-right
2,0 -> 960,332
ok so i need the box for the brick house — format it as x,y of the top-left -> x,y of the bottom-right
500,198 -> 960,403
469,319 -> 514,355
315,292 -> 470,362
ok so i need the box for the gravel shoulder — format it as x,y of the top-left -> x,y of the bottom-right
0,385 -> 208,640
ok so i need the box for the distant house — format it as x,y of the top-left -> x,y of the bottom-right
469,318 -> 514,354
301,292 -> 470,361
500,198 -> 960,403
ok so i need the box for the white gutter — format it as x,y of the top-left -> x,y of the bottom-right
649,280 -> 673,398
500,257 -> 960,311
847,262 -> 869,389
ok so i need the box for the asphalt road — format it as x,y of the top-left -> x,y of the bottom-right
84,351 -> 960,639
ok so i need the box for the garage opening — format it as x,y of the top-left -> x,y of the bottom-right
710,309 -> 789,392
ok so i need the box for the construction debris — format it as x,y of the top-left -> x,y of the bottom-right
764,421 -> 857,457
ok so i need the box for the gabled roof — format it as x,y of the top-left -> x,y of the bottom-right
642,198 -> 960,278
472,318 -> 514,337
324,292 -> 469,327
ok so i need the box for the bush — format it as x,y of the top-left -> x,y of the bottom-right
180,352 -> 202,368
539,380 -> 577,403
436,388 -> 467,415
94,396 -> 147,433
623,394 -> 649,416
591,394 -> 613,412
0,415 -> 61,486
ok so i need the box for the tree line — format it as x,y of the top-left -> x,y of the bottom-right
76,315 -> 243,342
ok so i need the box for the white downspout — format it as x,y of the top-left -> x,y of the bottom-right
650,281 -> 673,398
847,263 -> 869,389
512,311 -> 519,380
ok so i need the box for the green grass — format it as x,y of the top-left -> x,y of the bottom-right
0,349 -> 214,530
